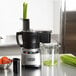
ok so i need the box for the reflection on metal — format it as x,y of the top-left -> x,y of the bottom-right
22,67 -> 41,76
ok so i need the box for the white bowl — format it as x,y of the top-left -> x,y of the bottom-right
0,62 -> 12,69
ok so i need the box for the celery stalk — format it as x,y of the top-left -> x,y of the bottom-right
23,2 -> 28,19
60,54 -> 76,67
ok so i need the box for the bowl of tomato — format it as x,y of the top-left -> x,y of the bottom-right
0,56 -> 13,69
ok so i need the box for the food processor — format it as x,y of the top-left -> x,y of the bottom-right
16,19 -> 41,68
16,31 -> 41,68
16,19 -> 51,68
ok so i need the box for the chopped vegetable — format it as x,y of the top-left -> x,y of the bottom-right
0,56 -> 12,64
0,59 -> 2,64
43,59 -> 58,67
60,54 -> 76,67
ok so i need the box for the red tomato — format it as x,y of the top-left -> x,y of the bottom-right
0,59 -> 2,64
2,56 -> 10,64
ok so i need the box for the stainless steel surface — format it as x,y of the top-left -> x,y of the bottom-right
22,48 -> 40,52
0,55 -> 76,76
0,69 -> 12,76
21,48 -> 41,67
22,67 -> 41,76
22,53 -> 40,66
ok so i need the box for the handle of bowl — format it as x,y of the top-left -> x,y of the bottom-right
16,31 -> 23,47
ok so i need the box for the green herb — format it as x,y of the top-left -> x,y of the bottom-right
23,2 -> 28,19
43,60 -> 58,67
60,54 -> 76,67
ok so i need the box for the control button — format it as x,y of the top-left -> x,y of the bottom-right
30,52 -> 33,54
25,52 -> 28,54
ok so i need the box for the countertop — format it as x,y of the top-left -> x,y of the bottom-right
0,34 -> 60,47
0,55 -> 76,76
0,35 -> 17,47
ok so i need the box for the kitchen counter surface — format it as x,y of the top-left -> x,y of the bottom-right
0,34 -> 60,47
0,55 -> 76,76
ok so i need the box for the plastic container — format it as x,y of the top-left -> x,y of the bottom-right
41,42 -> 59,67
